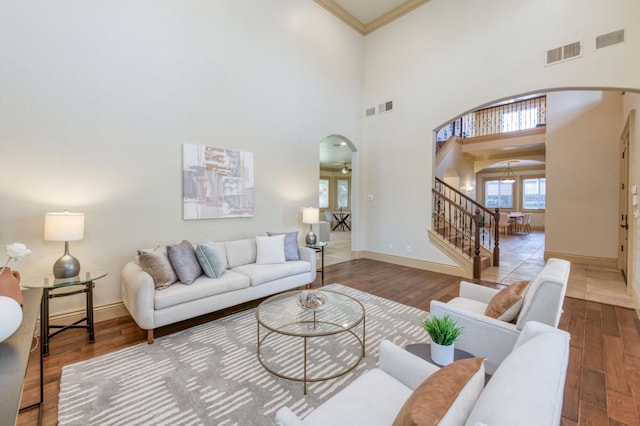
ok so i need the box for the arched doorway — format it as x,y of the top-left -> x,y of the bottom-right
319,134 -> 357,265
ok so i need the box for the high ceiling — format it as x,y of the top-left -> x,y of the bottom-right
315,0 -> 429,35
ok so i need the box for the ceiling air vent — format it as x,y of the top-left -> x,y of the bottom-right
365,107 -> 376,117
596,29 -> 625,49
546,41 -> 582,66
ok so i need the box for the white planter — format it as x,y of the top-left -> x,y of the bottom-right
431,341 -> 454,366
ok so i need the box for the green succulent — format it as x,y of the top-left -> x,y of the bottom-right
422,315 -> 463,346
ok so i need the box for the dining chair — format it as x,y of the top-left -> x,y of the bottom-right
524,213 -> 532,233
325,211 -> 336,229
499,212 -> 511,235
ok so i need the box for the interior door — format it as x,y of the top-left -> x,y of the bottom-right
619,116 -> 630,284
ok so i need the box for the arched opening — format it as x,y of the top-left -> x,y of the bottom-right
432,89 -> 636,307
318,134 -> 358,266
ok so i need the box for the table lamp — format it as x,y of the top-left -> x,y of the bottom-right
302,207 -> 319,245
44,211 -> 85,278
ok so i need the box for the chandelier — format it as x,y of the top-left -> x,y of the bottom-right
500,162 -> 517,183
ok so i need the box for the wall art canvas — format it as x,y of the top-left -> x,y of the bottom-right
183,144 -> 255,220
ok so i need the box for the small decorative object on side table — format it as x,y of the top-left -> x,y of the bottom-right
421,314 -> 464,366
22,271 -> 107,356
306,241 -> 327,286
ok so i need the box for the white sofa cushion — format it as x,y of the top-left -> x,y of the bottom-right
464,330 -> 570,426
445,297 -> 488,315
515,258 -> 570,330
256,234 -> 286,264
154,270 -> 250,309
302,369 -> 413,426
267,231 -> 300,261
225,239 -> 257,268
231,261 -> 311,287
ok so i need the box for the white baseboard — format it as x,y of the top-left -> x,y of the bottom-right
543,251 -> 618,268
357,250 -> 467,278
49,301 -> 129,326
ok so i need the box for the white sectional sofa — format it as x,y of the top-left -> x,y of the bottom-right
276,321 -> 570,426
121,237 -> 316,343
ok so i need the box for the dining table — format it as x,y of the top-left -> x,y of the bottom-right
508,212 -> 525,233
332,211 -> 351,231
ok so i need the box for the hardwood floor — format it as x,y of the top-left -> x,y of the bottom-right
17,259 -> 640,425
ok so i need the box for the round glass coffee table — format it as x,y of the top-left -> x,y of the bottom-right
256,290 -> 365,394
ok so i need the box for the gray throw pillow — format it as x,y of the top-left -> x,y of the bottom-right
195,242 -> 227,278
266,231 -> 300,261
166,240 -> 203,284
137,247 -> 177,290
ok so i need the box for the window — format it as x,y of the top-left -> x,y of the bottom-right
485,180 -> 513,208
337,179 -> 349,209
500,107 -> 539,132
522,178 -> 546,210
319,179 -> 329,208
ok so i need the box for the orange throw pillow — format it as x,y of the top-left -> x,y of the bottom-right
393,357 -> 485,426
484,280 -> 529,321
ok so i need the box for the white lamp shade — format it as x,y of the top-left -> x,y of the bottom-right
302,207 -> 319,224
0,296 -> 23,343
44,212 -> 85,241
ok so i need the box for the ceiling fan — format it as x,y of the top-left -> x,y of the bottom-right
341,163 -> 352,174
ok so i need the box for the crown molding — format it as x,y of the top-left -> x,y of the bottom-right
315,0 -> 429,35
315,0 -> 366,34
364,0 -> 429,35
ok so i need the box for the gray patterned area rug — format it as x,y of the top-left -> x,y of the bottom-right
58,284 -> 428,426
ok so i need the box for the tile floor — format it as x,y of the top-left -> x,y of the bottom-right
481,231 -> 636,309
322,230 -> 637,309
322,230 -> 353,267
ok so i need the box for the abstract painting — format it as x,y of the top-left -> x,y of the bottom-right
183,144 -> 254,219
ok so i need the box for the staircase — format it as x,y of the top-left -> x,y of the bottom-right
431,177 -> 501,279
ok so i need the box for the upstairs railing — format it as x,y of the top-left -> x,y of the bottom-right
436,96 -> 546,155
432,178 -> 501,278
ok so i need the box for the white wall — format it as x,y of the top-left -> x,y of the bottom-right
436,139 -> 476,199
0,0 -> 364,314
546,91 -> 622,259
360,0 -> 640,264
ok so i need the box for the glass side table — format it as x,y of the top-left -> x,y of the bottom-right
306,241 -> 327,285
22,271 -> 107,356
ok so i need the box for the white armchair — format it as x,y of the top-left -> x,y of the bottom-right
430,258 -> 570,374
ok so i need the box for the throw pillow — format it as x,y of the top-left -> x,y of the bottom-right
393,357 -> 485,426
195,242 -> 227,278
484,280 -> 530,322
166,240 -> 203,284
137,247 -> 177,290
266,231 -> 300,261
255,234 -> 286,264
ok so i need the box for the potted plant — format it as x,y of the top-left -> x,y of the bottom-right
422,314 -> 463,366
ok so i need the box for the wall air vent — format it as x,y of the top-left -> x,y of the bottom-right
596,29 -> 625,49
378,100 -> 393,114
365,107 -> 376,117
546,47 -> 563,64
563,41 -> 581,59
546,41 -> 582,66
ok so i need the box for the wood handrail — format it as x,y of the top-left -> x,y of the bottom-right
432,178 -> 501,278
